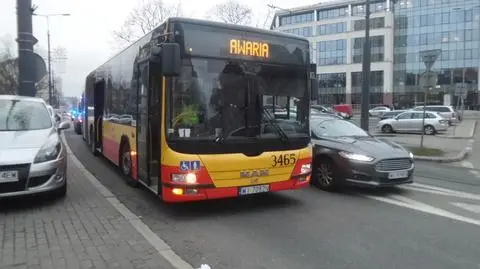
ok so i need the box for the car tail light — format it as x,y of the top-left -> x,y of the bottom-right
439,120 -> 448,124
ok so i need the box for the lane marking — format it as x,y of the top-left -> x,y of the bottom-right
365,194 -> 480,227
400,183 -> 480,201
61,133 -> 194,269
451,202 -> 480,214
461,161 -> 474,169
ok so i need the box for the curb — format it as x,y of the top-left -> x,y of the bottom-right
436,120 -> 478,139
60,132 -> 195,269
413,141 -> 474,163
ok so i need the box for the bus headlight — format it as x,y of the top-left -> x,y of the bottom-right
171,173 -> 197,184
300,163 -> 311,174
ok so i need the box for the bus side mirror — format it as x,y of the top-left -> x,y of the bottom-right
160,43 -> 181,77
309,63 -> 318,101
310,78 -> 319,101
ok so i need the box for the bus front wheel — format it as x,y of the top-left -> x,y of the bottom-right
120,142 -> 139,188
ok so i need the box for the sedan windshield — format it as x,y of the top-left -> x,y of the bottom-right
0,100 -> 52,131
167,58 -> 309,141
312,119 -> 369,138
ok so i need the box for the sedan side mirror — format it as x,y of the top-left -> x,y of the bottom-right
58,121 -> 71,131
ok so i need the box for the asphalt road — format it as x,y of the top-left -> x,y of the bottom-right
65,130 -> 480,269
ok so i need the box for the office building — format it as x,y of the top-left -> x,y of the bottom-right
271,0 -> 480,108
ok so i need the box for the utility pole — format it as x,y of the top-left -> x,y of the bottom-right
360,0 -> 371,131
33,13 -> 70,105
47,17 -> 53,105
16,0 -> 36,96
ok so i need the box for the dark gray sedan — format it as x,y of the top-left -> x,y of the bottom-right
311,116 -> 414,190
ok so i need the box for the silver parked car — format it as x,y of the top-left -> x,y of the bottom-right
411,105 -> 457,125
377,111 -> 449,135
0,95 -> 70,198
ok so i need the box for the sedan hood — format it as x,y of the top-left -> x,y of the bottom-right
0,128 -> 55,165
313,136 -> 410,160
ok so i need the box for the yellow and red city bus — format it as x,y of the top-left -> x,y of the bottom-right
82,17 -> 315,203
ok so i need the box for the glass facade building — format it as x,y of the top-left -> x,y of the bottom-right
271,0 -> 479,108
393,0 -> 480,108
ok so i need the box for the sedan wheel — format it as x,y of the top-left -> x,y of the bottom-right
314,159 -> 340,191
424,125 -> 435,135
318,163 -> 334,186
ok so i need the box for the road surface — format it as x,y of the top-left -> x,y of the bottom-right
65,130 -> 480,269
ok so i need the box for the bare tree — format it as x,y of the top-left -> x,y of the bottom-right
208,0 -> 252,25
0,36 -> 65,99
112,0 -> 181,49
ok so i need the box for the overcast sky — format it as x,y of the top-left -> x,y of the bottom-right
0,0 -> 318,98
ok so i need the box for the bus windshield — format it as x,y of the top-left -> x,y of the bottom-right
167,58 -> 309,142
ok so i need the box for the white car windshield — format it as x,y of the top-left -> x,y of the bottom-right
0,100 -> 52,131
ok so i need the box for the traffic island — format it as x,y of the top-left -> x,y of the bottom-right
407,146 -> 444,157
407,144 -> 473,163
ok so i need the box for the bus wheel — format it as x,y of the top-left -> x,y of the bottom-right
120,143 -> 139,188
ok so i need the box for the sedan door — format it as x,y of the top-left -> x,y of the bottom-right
391,112 -> 414,131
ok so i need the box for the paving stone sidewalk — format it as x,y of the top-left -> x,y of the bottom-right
0,156 -> 176,269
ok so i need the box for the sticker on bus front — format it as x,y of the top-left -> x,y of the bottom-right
179,161 -> 201,171
180,161 -> 190,171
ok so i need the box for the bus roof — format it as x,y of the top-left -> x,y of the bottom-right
88,17 -> 309,77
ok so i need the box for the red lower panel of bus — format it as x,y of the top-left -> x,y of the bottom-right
162,178 -> 310,203
102,137 -> 120,165
102,137 -> 138,179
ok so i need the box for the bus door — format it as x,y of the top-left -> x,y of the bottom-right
92,81 -> 105,153
136,62 -> 162,193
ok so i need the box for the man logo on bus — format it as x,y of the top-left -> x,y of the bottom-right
240,169 -> 269,178
229,39 -> 269,58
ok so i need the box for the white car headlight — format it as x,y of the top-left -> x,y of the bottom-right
34,136 -> 61,163
339,151 -> 375,162
409,152 -> 414,159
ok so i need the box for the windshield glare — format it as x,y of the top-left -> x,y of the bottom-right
0,100 -> 52,131
167,58 -> 309,140
312,119 -> 369,137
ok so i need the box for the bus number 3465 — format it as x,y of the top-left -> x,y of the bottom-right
271,153 -> 297,167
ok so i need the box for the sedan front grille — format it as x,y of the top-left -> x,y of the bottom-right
375,158 -> 412,171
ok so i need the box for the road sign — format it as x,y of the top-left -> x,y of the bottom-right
419,71 -> 438,89
419,49 -> 441,71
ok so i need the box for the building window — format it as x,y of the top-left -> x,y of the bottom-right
352,1 -> 386,15
281,27 -> 313,37
317,39 -> 347,66
353,17 -> 385,31
352,36 -> 384,63
279,12 -> 314,26
317,73 -> 346,105
316,22 -> 347,36
317,7 -> 348,20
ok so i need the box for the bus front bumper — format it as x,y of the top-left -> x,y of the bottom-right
162,177 -> 310,203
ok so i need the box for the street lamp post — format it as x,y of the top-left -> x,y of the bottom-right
32,13 -> 70,106
360,0 -> 371,131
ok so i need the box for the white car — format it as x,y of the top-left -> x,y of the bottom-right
410,105 -> 457,125
377,111 -> 449,135
369,106 -> 391,117
0,95 -> 71,198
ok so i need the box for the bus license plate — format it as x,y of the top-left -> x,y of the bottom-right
0,171 -> 19,183
239,185 -> 270,196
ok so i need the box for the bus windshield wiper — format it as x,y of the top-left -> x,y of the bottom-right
263,108 -> 289,143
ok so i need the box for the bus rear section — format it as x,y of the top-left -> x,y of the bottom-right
160,147 -> 312,202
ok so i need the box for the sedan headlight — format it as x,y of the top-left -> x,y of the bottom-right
409,152 -> 414,159
339,151 -> 375,162
34,137 -> 61,163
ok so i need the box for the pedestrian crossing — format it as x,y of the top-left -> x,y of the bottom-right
362,182 -> 480,227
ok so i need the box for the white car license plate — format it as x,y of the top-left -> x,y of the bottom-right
239,184 -> 270,196
0,170 -> 19,183
388,170 -> 408,179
